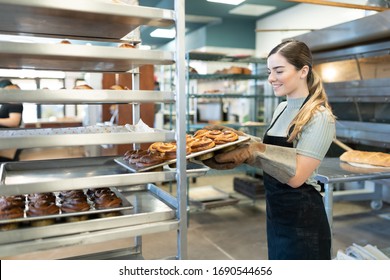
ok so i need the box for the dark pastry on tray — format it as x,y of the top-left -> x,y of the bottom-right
0,196 -> 25,231
60,190 -> 91,222
4,195 -> 26,209
87,187 -> 112,201
94,191 -> 122,209
28,192 -> 56,203
125,149 -> 150,165
136,153 -> 164,170
93,190 -> 123,218
27,198 -> 60,227
58,190 -> 86,200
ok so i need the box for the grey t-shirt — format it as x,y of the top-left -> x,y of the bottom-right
267,97 -> 335,189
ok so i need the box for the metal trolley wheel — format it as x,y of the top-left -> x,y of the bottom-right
370,200 -> 383,210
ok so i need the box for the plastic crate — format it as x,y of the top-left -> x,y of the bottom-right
233,177 -> 265,199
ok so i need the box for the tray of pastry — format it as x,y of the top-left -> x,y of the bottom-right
114,135 -> 250,172
0,187 -> 133,227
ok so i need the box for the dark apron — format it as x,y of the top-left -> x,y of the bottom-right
262,102 -> 331,260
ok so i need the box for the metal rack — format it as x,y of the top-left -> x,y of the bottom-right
0,0 -> 190,260
186,52 -> 267,135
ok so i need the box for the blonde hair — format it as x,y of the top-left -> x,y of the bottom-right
268,39 -> 336,142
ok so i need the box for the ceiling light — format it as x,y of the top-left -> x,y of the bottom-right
150,28 -> 176,39
207,0 -> 245,5
229,4 -> 276,16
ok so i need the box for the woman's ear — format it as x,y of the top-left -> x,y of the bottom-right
300,65 -> 310,79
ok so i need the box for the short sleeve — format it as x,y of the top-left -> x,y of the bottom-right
296,108 -> 335,161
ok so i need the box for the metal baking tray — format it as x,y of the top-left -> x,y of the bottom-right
0,126 -> 175,149
164,161 -> 210,177
0,184 -> 177,250
189,185 -> 229,202
0,156 -> 176,196
0,41 -> 174,72
0,0 -> 174,41
0,89 -> 175,104
0,187 -> 133,225
114,135 -> 250,172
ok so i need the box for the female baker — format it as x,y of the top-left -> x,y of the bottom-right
0,79 -> 24,162
204,39 -> 336,260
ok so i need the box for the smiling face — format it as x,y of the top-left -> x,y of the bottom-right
267,53 -> 309,99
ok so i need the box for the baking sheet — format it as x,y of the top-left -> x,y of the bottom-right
189,185 -> 230,202
0,187 -> 133,225
114,135 -> 250,172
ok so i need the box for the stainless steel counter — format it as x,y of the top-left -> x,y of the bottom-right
316,157 -> 390,254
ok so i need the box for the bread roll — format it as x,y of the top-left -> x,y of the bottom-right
73,84 -> 93,90
340,150 -> 390,167
118,43 -> 135,48
60,40 -> 71,44
110,84 -> 128,90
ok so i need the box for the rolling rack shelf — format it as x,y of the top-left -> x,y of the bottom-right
0,0 -> 190,260
186,51 -> 267,135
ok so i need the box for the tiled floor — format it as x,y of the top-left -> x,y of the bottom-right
14,148 -> 390,259
142,170 -> 390,260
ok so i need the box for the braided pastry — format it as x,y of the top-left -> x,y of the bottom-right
136,153 -> 164,168
125,149 -> 149,164
190,136 -> 215,153
213,130 -> 239,144
340,150 -> 390,167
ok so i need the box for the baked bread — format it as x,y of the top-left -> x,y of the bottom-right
340,150 -> 390,167
73,84 -> 93,90
110,84 -> 128,90
118,43 -> 135,48
59,39 -> 71,44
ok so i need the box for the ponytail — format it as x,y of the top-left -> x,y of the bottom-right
287,69 -> 335,142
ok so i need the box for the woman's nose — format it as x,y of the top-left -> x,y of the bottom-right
268,72 -> 275,83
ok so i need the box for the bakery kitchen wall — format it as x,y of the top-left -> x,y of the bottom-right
255,0 -> 376,57
158,0 -> 377,56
